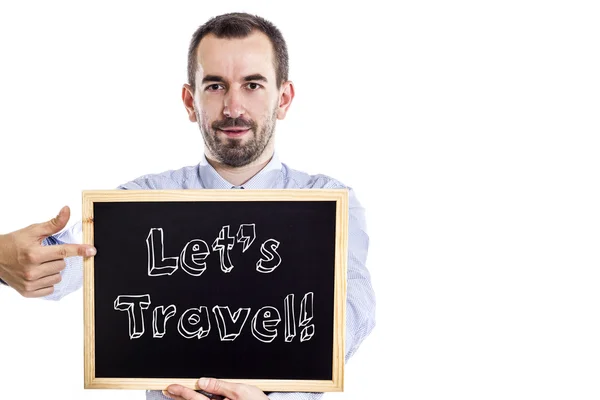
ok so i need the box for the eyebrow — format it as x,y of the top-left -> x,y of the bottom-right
244,74 -> 268,83
201,74 -> 268,84
202,75 -> 225,84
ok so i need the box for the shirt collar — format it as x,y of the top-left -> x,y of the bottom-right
198,152 -> 283,189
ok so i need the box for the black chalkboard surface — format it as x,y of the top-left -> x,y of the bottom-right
82,189 -> 348,392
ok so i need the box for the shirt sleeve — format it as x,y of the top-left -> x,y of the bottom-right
262,189 -> 377,400
267,392 -> 324,400
343,188 -> 377,360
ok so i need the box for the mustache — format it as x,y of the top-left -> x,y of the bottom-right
212,117 -> 257,131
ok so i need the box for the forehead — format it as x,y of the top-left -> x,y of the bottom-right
196,31 -> 276,81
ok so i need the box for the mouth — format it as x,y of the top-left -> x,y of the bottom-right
217,128 -> 250,138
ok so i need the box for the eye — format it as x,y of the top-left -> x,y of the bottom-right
246,82 -> 262,91
205,84 -> 224,92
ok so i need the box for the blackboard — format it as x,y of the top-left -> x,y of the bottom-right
82,189 -> 348,392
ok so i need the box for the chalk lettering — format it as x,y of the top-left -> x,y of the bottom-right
236,223 -> 256,252
212,225 -> 236,273
147,228 -> 178,276
180,239 -> 210,276
212,306 -> 251,341
256,239 -> 282,273
177,306 -> 211,339
299,292 -> 315,342
113,293 -> 315,342
251,306 -> 281,343
283,294 -> 297,342
153,305 -> 176,338
114,294 -> 151,339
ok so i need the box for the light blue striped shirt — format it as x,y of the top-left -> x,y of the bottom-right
45,153 -> 376,400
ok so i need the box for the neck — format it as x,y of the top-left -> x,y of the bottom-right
205,148 -> 274,186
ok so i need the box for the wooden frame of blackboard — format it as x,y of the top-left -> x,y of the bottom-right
82,189 -> 348,392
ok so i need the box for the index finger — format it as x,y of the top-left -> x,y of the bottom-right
39,243 -> 97,262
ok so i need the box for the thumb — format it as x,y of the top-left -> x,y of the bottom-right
197,378 -> 239,399
32,206 -> 71,237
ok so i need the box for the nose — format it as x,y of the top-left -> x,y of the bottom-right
223,88 -> 245,119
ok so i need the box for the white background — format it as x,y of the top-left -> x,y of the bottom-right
0,0 -> 599,399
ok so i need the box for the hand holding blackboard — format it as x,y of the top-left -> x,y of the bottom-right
164,377 -> 269,400
0,206 -> 96,297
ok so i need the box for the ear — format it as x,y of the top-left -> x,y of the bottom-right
182,84 -> 198,122
276,81 -> 295,120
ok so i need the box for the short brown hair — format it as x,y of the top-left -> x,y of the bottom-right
187,12 -> 289,90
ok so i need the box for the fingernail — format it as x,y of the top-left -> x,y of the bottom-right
162,390 -> 172,398
198,378 -> 209,388
86,247 -> 97,257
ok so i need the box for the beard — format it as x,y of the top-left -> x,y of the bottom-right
197,108 -> 278,168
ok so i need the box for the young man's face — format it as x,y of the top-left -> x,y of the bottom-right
183,31 -> 293,167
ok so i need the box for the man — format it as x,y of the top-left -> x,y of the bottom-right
0,12 -> 375,400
